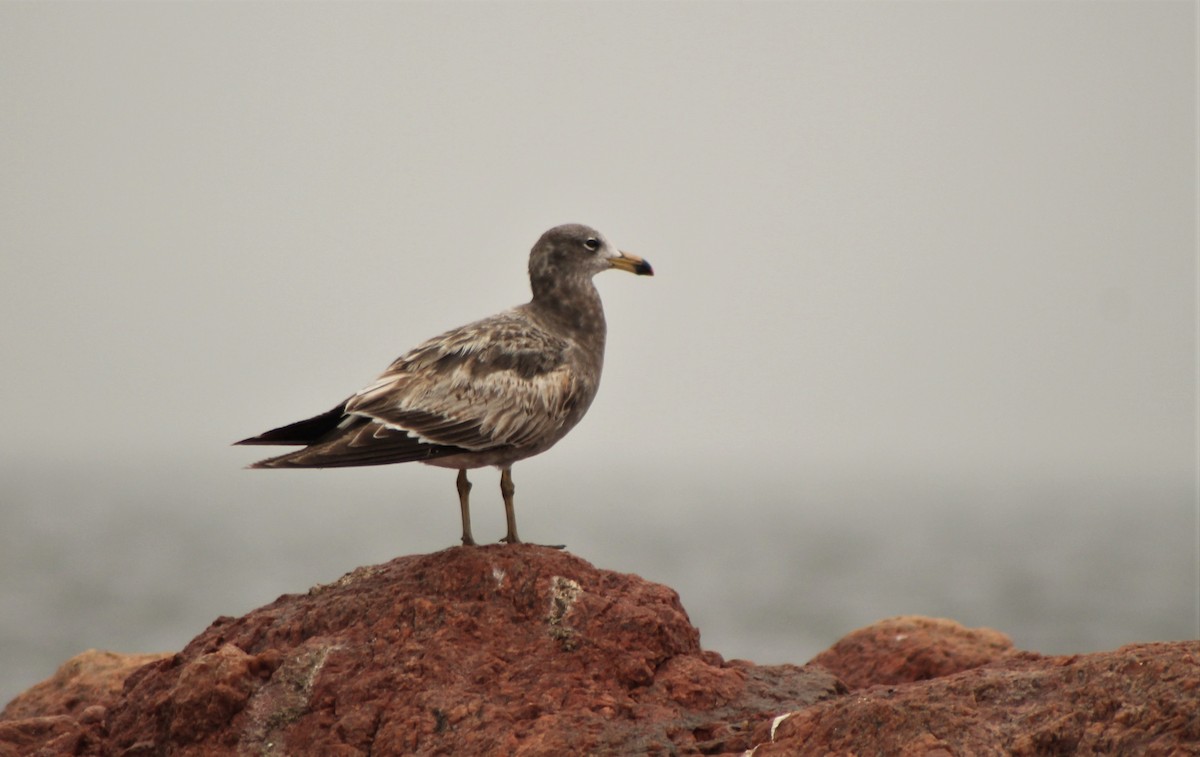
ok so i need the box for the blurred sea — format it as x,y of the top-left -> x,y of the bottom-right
2,459 -> 1195,707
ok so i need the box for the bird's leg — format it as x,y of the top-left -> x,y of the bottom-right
457,469 -> 476,546
498,468 -> 564,548
499,467 -> 521,544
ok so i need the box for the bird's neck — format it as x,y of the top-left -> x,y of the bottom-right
529,276 -> 607,347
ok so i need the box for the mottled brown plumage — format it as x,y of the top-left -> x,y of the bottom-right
236,224 -> 652,545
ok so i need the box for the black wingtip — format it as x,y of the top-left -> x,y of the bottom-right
234,434 -> 298,447
233,402 -> 350,447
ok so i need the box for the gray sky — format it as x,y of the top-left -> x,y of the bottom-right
1,1 -> 1196,696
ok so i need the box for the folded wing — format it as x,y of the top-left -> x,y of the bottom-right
238,310 -> 586,469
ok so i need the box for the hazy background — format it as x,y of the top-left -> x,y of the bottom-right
2,2 -> 1196,705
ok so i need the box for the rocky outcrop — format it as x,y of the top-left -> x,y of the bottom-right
2,650 -> 169,722
809,614 -> 1018,690
757,640 -> 1200,756
0,650 -> 169,757
4,546 -> 842,756
2,547 -> 1197,756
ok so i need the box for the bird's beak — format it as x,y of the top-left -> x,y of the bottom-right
610,251 -> 654,276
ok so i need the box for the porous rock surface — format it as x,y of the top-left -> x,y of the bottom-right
809,614 -> 1018,690
3,546 -> 841,756
756,640 -> 1200,756
0,650 -> 170,757
3,547 -> 1198,756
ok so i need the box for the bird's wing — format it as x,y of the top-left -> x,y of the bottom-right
345,310 -> 586,452
245,414 -> 470,468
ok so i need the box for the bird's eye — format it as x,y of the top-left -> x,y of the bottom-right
583,238 -> 600,252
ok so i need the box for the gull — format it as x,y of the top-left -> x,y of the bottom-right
236,224 -> 653,545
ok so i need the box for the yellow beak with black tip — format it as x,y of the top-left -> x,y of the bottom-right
609,251 -> 654,276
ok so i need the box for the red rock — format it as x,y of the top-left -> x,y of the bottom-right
5,548 -> 1196,756
0,649 -> 170,757
98,546 -> 841,755
0,647 -> 174,757
809,615 -> 1017,690
0,715 -> 86,757
756,640 -> 1200,756
2,650 -> 169,721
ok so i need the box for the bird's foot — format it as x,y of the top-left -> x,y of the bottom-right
500,537 -> 565,549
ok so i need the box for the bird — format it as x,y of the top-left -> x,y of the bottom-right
235,223 -> 653,546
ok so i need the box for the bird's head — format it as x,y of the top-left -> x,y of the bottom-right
529,224 -> 653,292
